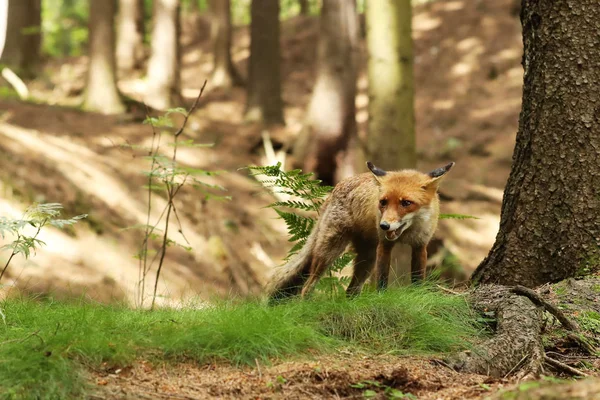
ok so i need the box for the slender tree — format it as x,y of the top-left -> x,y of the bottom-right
83,0 -> 125,114
364,0 -> 415,170
116,0 -> 146,72
364,0 -> 416,284
472,0 -> 600,287
146,0 -> 182,110
299,0 -> 309,15
208,0 -> 241,89
245,0 -> 284,125
3,0 -> 41,78
293,0 -> 359,185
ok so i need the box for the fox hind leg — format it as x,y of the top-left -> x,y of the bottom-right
300,233 -> 349,298
346,239 -> 377,297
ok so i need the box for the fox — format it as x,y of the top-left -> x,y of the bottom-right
267,161 -> 454,302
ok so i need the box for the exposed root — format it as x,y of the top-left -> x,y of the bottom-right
511,285 -> 580,332
543,355 -> 589,377
446,285 -> 545,378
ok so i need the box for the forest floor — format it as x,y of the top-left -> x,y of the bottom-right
0,0 -> 523,304
0,0 -> 563,398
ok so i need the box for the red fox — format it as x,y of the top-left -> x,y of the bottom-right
267,161 -> 454,301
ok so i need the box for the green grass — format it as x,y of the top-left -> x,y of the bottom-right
0,286 -> 483,399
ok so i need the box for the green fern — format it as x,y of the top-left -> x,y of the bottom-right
248,163 -> 353,294
439,213 -> 479,220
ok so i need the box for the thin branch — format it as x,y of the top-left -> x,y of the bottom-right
543,355 -> 589,377
511,285 -> 580,331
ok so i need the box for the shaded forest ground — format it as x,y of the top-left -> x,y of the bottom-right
0,0 -> 522,305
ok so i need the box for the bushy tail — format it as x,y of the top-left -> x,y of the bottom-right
266,232 -> 316,304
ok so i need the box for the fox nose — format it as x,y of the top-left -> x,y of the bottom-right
380,221 -> 390,231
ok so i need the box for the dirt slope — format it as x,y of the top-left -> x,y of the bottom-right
0,0 -> 523,303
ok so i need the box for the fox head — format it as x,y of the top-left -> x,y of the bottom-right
367,161 -> 454,241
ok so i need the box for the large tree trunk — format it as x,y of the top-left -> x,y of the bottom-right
245,0 -> 284,125
146,0 -> 182,111
83,0 -> 125,114
3,0 -> 41,78
208,0 -> 241,89
116,0 -> 145,72
364,0 -> 415,170
471,0 -> 600,288
292,0 -> 358,186
364,0 -> 416,284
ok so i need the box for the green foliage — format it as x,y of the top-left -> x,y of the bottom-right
0,203 -> 86,284
439,213 -> 479,220
42,0 -> 89,57
247,163 -> 352,294
0,286 -> 482,398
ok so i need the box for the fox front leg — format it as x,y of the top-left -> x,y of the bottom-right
410,245 -> 427,283
375,241 -> 394,291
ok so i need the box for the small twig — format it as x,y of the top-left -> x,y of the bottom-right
1,329 -> 43,347
255,358 -> 262,379
435,284 -> 466,296
543,355 -> 589,377
511,285 -> 580,331
431,358 -> 459,373
504,353 -> 529,378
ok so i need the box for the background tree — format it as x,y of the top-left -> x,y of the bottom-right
245,0 -> 284,125
364,0 -> 416,170
364,0 -> 416,284
292,0 -> 359,185
299,0 -> 309,15
208,0 -> 241,89
83,0 -> 125,114
116,0 -> 146,72
471,0 -> 600,287
146,0 -> 182,111
2,0 -> 41,78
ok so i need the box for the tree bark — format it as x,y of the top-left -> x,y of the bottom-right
245,0 -> 284,125
146,0 -> 182,111
208,0 -> 241,89
292,0 -> 359,186
364,0 -> 416,284
116,0 -> 146,72
471,0 -> 600,288
3,0 -> 41,78
83,0 -> 125,114
364,0 -> 416,171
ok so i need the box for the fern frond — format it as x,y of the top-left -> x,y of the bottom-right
439,213 -> 479,220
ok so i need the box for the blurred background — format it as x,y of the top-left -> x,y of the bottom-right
0,0 -> 523,305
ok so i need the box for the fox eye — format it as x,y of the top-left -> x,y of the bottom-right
401,200 -> 413,207
379,199 -> 388,207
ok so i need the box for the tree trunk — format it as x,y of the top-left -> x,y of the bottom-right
364,0 -> 415,170
293,0 -> 358,186
3,0 -> 41,78
364,0 -> 416,285
471,0 -> 600,288
208,0 -> 241,89
83,0 -> 125,114
299,0 -> 309,15
0,0 -> 7,60
146,0 -> 182,111
116,0 -> 146,72
245,0 -> 284,125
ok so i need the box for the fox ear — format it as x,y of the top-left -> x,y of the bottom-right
424,162 -> 454,190
367,161 -> 387,183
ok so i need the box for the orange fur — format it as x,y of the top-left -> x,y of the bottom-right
267,162 -> 454,302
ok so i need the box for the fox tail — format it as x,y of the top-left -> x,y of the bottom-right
266,232 -> 315,304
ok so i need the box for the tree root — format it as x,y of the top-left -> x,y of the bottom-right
445,285 -> 545,378
447,283 -> 598,378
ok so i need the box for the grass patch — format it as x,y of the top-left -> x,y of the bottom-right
0,285 -> 483,399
